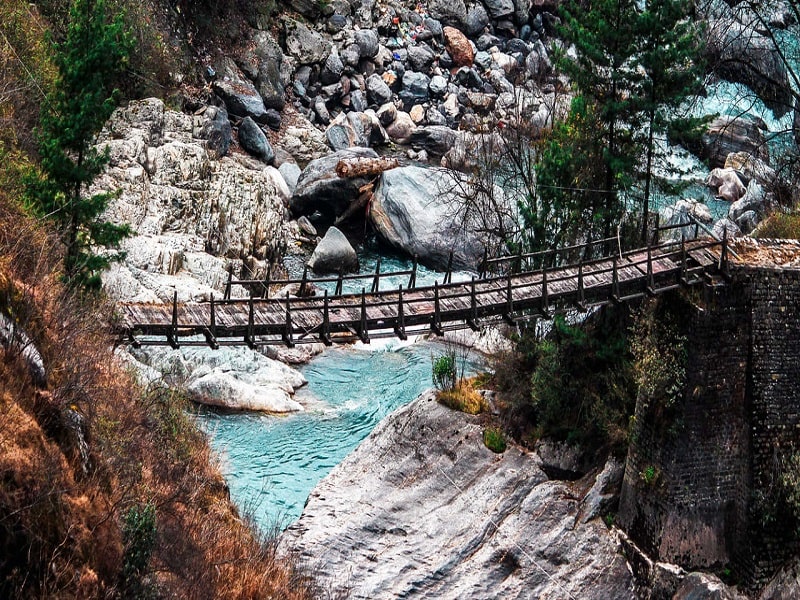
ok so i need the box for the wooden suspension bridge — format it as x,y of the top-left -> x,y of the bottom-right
115,228 -> 733,349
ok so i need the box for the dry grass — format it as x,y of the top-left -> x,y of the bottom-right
752,211 -> 800,240
0,188 -> 319,597
436,378 -> 489,415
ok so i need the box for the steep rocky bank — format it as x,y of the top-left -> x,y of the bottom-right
281,391 -> 638,599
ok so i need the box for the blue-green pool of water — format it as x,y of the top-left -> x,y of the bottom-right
196,339 -> 480,531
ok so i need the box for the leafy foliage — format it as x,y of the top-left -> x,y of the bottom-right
24,0 -> 133,290
630,300 -> 688,410
497,308 -> 636,452
483,427 -> 507,453
432,350 -> 457,391
121,501 -> 157,596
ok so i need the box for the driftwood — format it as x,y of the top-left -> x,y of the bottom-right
335,156 -> 399,179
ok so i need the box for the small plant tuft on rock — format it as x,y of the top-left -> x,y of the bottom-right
483,426 -> 507,453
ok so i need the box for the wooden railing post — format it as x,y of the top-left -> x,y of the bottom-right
646,241 -> 655,294
444,251 -> 453,285
541,267 -> 549,315
358,288 -> 369,344
611,257 -> 620,303
206,293 -> 219,349
409,256 -> 418,289
299,265 -> 309,297
335,269 -> 343,296
262,263 -> 271,299
224,267 -> 232,301
719,226 -> 729,275
479,248 -> 488,279
504,275 -> 515,324
169,290 -> 179,348
246,295 -> 256,348
468,276 -> 478,330
394,285 -> 406,340
371,256 -> 382,293
321,290 -> 331,346
282,292 -> 294,348
680,235 -> 689,285
651,213 -> 661,246
577,260 -> 586,310
431,281 -> 443,335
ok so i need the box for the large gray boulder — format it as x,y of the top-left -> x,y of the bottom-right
290,147 -> 379,221
700,116 -> 769,169
427,0 -> 468,28
284,19 -> 331,65
308,226 -> 359,274
705,15 -> 793,118
127,346 -> 306,413
197,105 -> 232,158
483,0 -> 515,19
368,166 -> 488,270
280,392 -> 637,599
250,30 -> 287,111
706,168 -> 746,202
212,58 -> 268,123
238,117 -> 275,163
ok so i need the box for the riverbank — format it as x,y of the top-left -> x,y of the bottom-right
280,390 -> 637,599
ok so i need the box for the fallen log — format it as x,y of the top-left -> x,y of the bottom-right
335,156 -> 399,179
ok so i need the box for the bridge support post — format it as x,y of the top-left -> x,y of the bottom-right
541,268 -> 550,316
335,270 -> 344,296
431,281 -> 443,336
224,267 -> 232,301
205,294 -> 219,349
394,285 -> 407,340
577,261 -> 586,311
503,276 -> 515,324
719,227 -> 730,279
680,236 -> 690,287
358,289 -> 370,344
321,290 -> 332,346
246,296 -> 257,349
282,293 -> 294,348
262,264 -> 271,299
299,265 -> 309,297
371,256 -> 382,293
168,291 -> 179,349
468,276 -> 479,330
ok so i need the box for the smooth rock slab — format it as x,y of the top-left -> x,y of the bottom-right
281,392 -> 636,599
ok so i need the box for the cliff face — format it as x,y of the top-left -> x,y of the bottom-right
619,244 -> 800,589
281,391 -> 637,599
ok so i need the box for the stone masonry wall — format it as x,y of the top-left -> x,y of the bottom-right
618,264 -> 800,587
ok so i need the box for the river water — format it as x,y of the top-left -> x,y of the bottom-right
196,251 -> 480,531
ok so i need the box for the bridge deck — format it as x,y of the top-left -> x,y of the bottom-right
116,238 -> 726,348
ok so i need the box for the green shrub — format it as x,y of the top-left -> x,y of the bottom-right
753,211 -> 800,239
121,501 -> 157,596
432,351 -> 457,391
523,308 -> 636,451
483,426 -> 507,453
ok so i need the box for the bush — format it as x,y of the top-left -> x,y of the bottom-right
483,426 -> 507,453
753,211 -> 800,239
432,351 -> 457,391
121,502 -> 157,596
504,308 -> 636,452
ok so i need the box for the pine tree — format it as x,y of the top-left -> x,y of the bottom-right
634,0 -> 705,243
555,0 -> 643,240
25,0 -> 132,290
551,0 -> 705,243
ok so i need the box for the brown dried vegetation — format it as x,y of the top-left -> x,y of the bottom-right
0,184 -> 319,599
